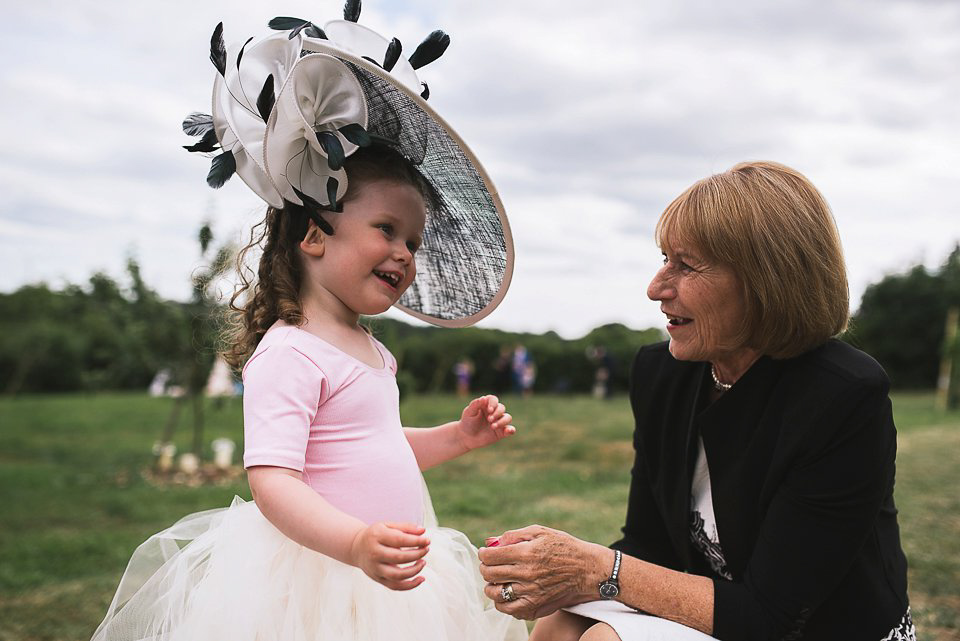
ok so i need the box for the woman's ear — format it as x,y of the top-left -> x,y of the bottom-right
299,221 -> 326,257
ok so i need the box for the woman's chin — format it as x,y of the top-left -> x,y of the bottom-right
667,338 -> 704,362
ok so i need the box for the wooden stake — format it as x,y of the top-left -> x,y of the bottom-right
935,306 -> 959,411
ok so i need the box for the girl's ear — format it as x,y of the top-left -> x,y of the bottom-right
299,221 -> 326,257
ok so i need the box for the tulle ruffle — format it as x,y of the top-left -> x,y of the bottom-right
92,497 -> 527,641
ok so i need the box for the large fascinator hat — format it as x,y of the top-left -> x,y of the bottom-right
182,0 -> 513,327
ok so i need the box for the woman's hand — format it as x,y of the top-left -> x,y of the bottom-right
478,525 -> 609,619
457,395 -> 516,451
349,522 -> 430,591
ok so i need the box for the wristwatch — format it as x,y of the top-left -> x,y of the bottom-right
598,549 -> 621,599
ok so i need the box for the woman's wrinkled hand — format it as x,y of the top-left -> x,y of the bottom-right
477,524 -> 606,620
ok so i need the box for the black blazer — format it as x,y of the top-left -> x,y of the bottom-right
612,340 -> 909,641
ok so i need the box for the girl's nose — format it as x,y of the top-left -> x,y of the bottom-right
394,242 -> 413,264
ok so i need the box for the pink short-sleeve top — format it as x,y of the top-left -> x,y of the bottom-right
242,322 -> 423,526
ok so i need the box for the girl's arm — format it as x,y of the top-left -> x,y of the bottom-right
404,395 -> 516,470
247,465 -> 430,591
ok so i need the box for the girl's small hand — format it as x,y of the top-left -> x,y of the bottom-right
458,395 -> 517,451
350,522 -> 430,591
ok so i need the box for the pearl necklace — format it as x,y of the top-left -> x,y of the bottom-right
711,365 -> 732,392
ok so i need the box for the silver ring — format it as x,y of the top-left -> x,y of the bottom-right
500,583 -> 516,602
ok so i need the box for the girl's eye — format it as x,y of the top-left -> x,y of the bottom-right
377,224 -> 394,237
406,240 -> 420,253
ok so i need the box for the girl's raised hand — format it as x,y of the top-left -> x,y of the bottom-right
458,395 -> 517,451
349,522 -> 430,591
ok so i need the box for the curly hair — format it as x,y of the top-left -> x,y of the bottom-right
222,145 -> 437,368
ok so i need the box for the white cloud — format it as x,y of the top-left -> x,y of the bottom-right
1,0 -> 958,337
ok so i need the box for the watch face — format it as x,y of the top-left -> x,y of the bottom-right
599,582 -> 619,599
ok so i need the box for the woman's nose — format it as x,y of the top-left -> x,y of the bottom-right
647,266 -> 673,301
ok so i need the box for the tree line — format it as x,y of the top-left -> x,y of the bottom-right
2,245 -> 958,395
844,244 -> 959,390
0,258 -> 661,396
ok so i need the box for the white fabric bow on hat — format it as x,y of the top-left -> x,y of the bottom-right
183,14 -> 449,216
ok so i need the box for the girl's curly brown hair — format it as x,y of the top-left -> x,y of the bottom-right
222,206 -> 309,368
222,145 -> 438,368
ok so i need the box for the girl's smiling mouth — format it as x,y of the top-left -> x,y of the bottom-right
374,270 -> 402,288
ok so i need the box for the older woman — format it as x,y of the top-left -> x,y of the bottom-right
478,162 -> 913,641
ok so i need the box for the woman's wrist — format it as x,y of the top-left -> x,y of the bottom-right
577,542 -> 618,602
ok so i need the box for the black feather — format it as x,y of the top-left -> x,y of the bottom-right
361,56 -> 382,68
383,38 -> 402,71
420,82 -> 430,100
326,176 -> 342,212
236,37 -> 254,69
316,131 -> 345,170
339,123 -> 372,148
256,75 -> 275,122
182,112 -> 214,136
289,21 -> 316,39
183,129 -> 220,153
304,24 -> 328,39
408,30 -> 450,69
206,151 -> 236,188
288,199 -> 334,234
268,17 -> 309,30
309,211 -> 335,235
343,0 -> 361,22
292,186 -> 323,209
209,22 -> 227,76
292,187 -> 339,225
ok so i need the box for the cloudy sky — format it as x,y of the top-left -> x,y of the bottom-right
2,0 -> 958,338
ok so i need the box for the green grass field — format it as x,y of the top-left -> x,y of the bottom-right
1,392 -> 958,640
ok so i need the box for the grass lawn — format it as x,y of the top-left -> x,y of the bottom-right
0,392 -> 957,640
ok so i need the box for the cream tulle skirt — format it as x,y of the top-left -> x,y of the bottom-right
91,496 -> 527,641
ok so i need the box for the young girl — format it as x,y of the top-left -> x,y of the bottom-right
92,6 -> 526,641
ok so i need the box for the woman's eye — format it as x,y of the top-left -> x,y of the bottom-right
662,254 -> 696,273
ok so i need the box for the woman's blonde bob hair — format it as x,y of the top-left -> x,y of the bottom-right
655,161 -> 849,359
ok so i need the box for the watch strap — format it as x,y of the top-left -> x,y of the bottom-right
598,549 -> 622,599
610,549 -> 621,581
